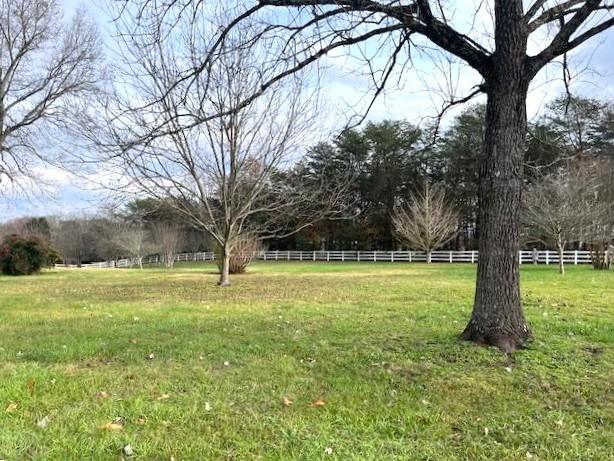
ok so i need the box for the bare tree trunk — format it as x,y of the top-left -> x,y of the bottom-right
426,250 -> 432,264
218,247 -> 231,287
558,243 -> 565,275
461,6 -> 531,352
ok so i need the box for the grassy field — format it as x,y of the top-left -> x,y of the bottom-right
0,262 -> 612,460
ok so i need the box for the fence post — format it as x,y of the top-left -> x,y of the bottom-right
264,252 -> 267,261
357,251 -> 360,262
545,251 -> 549,265
374,251 -> 377,262
391,252 -> 394,263
313,251 -> 316,261
327,251 -> 330,262
287,251 -> 290,261
449,251 -> 453,263
409,251 -> 412,263
471,251 -> 475,264
299,251 -> 303,261
341,251 -> 345,262
519,251 -> 522,265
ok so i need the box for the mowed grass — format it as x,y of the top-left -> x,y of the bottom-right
0,262 -> 612,461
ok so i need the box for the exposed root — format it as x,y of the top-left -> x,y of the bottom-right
461,323 -> 531,354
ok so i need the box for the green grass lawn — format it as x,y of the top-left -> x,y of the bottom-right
0,262 -> 612,460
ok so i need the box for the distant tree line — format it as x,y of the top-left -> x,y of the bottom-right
277,95 -> 614,252
0,200 -> 213,268
2,94 -> 613,270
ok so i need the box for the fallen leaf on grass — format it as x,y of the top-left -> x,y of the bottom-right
100,417 -> 124,431
5,402 -> 18,413
145,353 -> 155,360
100,421 -> 123,431
282,396 -> 293,407
96,391 -> 110,398
136,416 -> 147,425
157,393 -> 171,401
311,399 -> 325,407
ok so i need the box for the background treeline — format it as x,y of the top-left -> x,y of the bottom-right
0,200 -> 212,267
1,94 -> 613,263
279,95 -> 614,251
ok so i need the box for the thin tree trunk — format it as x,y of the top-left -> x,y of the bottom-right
218,247 -> 231,287
461,3 -> 531,353
558,244 -> 565,275
426,250 -> 432,264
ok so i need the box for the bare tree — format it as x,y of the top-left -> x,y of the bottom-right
393,183 -> 458,263
0,0 -> 101,192
523,168 -> 597,274
585,158 -> 614,269
151,222 -> 183,269
113,222 -> 153,269
51,217 -> 92,267
91,6 -> 347,286
124,0 -> 614,350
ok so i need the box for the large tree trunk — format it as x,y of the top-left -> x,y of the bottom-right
218,247 -> 231,287
461,1 -> 531,353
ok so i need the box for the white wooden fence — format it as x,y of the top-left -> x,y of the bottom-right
258,250 -> 595,264
55,249 -> 598,269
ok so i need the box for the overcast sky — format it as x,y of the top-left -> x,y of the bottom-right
3,0 -> 614,221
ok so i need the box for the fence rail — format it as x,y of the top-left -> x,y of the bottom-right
258,250 -> 596,264
55,249 -> 600,269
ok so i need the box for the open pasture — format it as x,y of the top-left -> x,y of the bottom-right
0,262 -> 612,460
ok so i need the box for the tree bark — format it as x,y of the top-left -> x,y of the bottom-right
218,247 -> 231,287
426,250 -> 432,264
461,1 -> 531,353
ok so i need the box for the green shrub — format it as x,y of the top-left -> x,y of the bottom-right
0,234 -> 55,276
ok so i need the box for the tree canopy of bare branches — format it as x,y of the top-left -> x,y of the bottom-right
151,222 -> 183,269
393,183 -> 458,263
113,222 -> 153,269
0,0 -> 101,194
91,4 -> 348,286
523,167 -> 598,274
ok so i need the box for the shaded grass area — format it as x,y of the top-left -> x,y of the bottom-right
0,262 -> 612,460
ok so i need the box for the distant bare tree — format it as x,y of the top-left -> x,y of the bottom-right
51,217 -> 92,267
585,158 -> 614,270
113,223 -> 153,269
151,222 -> 183,269
523,168 -> 597,274
92,6 -> 347,286
393,183 -> 458,263
0,0 -> 101,192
